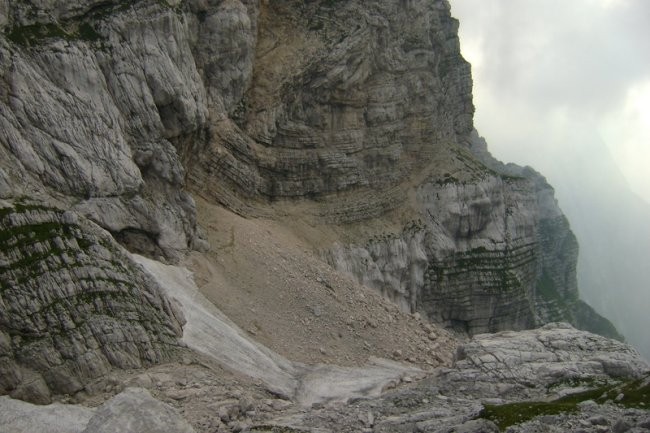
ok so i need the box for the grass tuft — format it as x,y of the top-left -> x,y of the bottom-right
481,374 -> 650,429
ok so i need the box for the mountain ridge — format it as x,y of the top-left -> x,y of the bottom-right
0,1 -> 645,432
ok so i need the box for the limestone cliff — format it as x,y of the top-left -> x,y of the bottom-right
0,199 -> 184,404
188,0 -> 614,337
0,0 -> 206,262
0,0 -> 620,403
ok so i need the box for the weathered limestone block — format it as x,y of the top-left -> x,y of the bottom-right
81,388 -> 196,433
0,200 -> 184,403
450,323 -> 649,389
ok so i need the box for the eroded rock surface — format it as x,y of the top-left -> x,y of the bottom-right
442,323 -> 649,400
0,0 -> 206,261
0,0 -> 618,341
0,323 -> 646,433
253,324 -> 649,433
0,200 -> 184,404
0,395 -> 93,433
81,387 -> 196,433
0,0 -> 632,427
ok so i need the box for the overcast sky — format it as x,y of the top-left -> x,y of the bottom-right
449,0 -> 650,357
450,0 -> 650,204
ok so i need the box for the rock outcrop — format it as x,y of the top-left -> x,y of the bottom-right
251,323 -> 649,432
0,0 -> 206,261
0,0 -> 208,402
0,0 -> 617,338
81,387 -> 196,433
0,0 -> 628,414
3,324 -> 645,433
447,323 -> 647,395
0,199 -> 184,404
0,394 -> 94,433
0,387 -> 197,433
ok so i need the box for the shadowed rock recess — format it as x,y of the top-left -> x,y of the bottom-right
0,0 -> 643,432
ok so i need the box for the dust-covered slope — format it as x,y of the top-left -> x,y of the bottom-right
134,253 -> 430,407
187,197 -> 456,370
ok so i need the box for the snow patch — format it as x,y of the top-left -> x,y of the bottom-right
133,255 -> 423,406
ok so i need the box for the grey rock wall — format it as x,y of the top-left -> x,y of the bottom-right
324,127 -> 619,336
0,0 -> 208,261
0,0 -> 620,395
0,200 -> 184,404
188,0 -> 473,213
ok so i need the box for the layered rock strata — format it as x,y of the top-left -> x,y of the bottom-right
0,0 -> 206,261
189,0 -> 472,205
0,0 -> 622,402
322,148 -> 607,336
182,0 -> 610,336
0,200 -> 184,404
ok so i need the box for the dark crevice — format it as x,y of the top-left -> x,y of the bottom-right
111,228 -> 164,259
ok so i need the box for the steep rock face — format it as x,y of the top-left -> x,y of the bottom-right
0,199 -> 184,404
188,0 -> 473,213
323,148 -> 585,335
0,0 -> 618,366
0,0 -> 207,260
185,0 -> 607,336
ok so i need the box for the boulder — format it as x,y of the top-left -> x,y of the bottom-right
81,388 -> 196,433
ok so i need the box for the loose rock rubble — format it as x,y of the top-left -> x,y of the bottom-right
2,322 -> 647,433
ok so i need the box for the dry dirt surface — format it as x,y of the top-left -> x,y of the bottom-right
61,196 -> 460,433
67,351 -> 296,433
186,197 -> 458,370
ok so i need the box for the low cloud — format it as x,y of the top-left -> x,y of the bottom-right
451,0 -> 650,202
450,0 -> 650,358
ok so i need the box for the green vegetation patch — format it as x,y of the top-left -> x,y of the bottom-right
5,23 -> 68,46
0,221 -> 70,246
77,22 -> 102,42
320,0 -> 345,8
481,400 -> 578,430
4,0 -> 185,48
5,18 -> 104,47
481,375 -> 650,429
250,426 -> 310,433
0,201 -> 99,282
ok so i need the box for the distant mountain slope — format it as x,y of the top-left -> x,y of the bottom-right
549,139 -> 650,359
